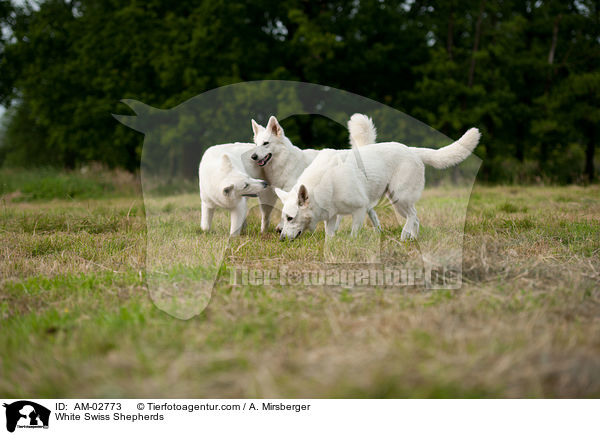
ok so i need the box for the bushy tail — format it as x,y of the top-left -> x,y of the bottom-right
410,128 -> 481,169
348,113 -> 377,148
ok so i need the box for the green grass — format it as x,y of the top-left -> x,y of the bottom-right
1,177 -> 599,398
0,167 -> 139,201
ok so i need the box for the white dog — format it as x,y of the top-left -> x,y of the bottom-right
250,115 -> 381,232
199,143 -> 269,236
275,115 -> 481,240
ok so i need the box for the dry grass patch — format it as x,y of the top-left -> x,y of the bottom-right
0,183 -> 599,397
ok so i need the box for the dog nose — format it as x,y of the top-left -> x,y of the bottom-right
251,153 -> 258,160
262,181 -> 269,188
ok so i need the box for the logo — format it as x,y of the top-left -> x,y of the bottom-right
114,80 -> 481,319
3,401 -> 50,433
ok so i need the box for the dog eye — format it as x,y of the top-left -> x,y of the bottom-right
286,216 -> 293,222
244,183 -> 249,189
262,141 -> 269,146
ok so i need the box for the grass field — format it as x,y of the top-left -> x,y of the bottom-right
1,169 -> 599,398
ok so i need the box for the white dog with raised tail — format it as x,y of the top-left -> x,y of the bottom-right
250,115 -> 381,233
275,114 -> 481,240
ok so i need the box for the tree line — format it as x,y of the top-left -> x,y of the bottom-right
0,0 -> 598,183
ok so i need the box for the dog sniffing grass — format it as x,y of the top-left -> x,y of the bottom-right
0,170 -> 599,398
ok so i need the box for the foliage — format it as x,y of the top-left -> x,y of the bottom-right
0,0 -> 598,182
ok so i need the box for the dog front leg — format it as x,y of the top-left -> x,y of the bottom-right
350,208 -> 367,237
258,187 -> 277,233
367,208 -> 382,231
333,215 -> 342,232
229,201 -> 248,236
325,215 -> 339,239
201,202 -> 215,232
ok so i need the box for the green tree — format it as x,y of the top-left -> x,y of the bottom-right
0,0 -> 597,182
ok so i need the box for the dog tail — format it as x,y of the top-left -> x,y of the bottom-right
410,128 -> 481,169
348,113 -> 377,148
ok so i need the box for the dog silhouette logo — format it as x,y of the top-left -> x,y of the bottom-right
3,401 -> 50,432
114,80 -> 481,319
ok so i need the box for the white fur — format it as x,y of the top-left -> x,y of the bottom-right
348,113 -> 377,148
251,116 -> 319,191
199,143 -> 269,236
250,115 -> 380,233
276,123 -> 481,240
410,128 -> 481,169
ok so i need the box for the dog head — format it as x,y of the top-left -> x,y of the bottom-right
220,154 -> 268,201
18,406 -> 36,425
274,184 -> 316,240
250,116 -> 291,167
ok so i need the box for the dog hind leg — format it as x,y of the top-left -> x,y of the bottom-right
386,191 -> 420,241
402,205 -> 419,241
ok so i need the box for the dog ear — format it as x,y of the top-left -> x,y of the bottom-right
221,154 -> 233,171
223,184 -> 234,196
297,185 -> 309,207
267,116 -> 283,137
251,119 -> 261,138
274,187 -> 289,202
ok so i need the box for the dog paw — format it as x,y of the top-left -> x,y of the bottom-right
400,230 -> 417,241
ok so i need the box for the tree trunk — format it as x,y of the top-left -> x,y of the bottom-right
541,14 -> 562,173
468,0 -> 486,88
547,14 -> 561,65
545,14 -> 562,93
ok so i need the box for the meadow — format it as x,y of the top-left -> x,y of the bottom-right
1,168 -> 599,398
